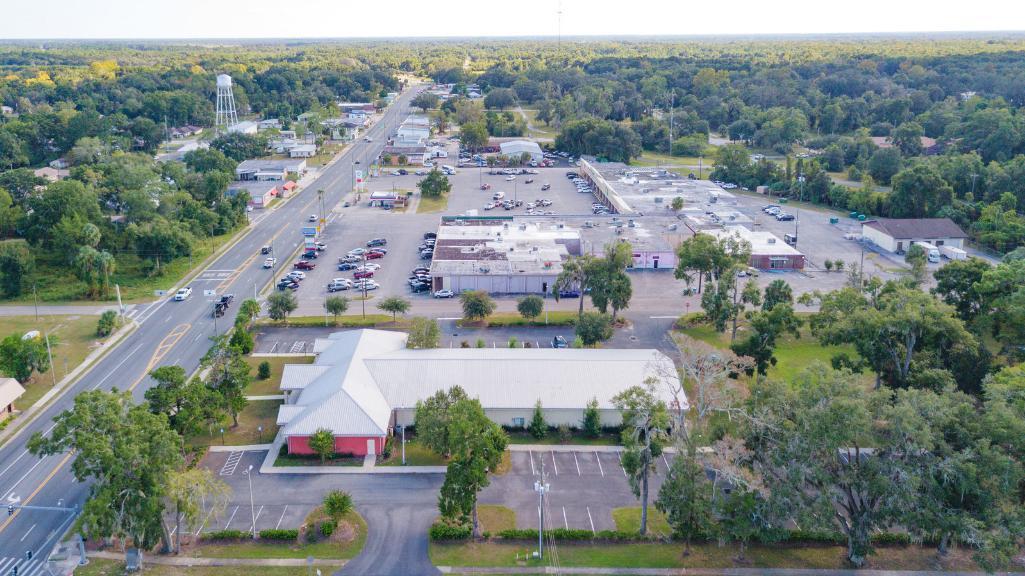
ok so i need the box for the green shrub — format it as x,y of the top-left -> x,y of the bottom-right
320,520 -> 336,537
323,490 -> 354,519
475,338 -> 486,348
96,310 -> 118,337
259,528 -> 299,540
203,529 -> 248,541
257,360 -> 271,380
429,522 -> 472,540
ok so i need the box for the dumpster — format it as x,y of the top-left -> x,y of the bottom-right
858,214 -> 867,221
850,211 -> 859,219
829,217 -> 839,224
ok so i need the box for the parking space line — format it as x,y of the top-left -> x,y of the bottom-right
562,507 -> 568,529
223,505 -> 239,530
662,453 -> 671,471
586,507 -> 595,534
250,505 -> 264,533
269,342 -> 278,353
528,450 -> 535,476
275,505 -> 288,529
195,508 -> 215,536
617,453 -> 628,477
594,451 -> 604,477
574,452 -> 580,476
551,451 -> 558,475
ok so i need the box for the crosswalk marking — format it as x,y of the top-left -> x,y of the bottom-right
0,557 -> 50,576
220,451 -> 243,476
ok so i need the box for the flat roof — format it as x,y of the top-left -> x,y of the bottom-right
702,225 -> 803,256
583,217 -> 689,253
581,158 -> 732,215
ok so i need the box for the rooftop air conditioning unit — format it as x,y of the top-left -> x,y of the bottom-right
557,222 -> 564,229
767,238 -> 776,244
519,223 -> 527,231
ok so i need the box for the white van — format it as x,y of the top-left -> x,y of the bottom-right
492,191 -> 505,200
442,165 -> 456,175
913,241 -> 941,263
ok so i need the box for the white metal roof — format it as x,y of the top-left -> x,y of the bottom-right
0,378 -> 25,408
500,140 -> 543,155
278,330 -> 686,439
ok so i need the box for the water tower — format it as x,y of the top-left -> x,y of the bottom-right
215,74 -> 239,133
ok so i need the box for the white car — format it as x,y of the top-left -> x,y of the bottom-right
363,136 -> 373,142
356,263 -> 381,272
308,214 -> 318,222
484,202 -> 495,210
173,287 -> 192,301
287,271 -> 306,280
433,289 -> 455,298
505,175 -> 516,181
348,248 -> 367,256
263,257 -> 277,268
390,170 -> 401,176
353,280 -> 379,291
539,199 -> 552,206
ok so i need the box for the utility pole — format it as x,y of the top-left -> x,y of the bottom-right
970,172 -> 979,198
666,91 -> 675,160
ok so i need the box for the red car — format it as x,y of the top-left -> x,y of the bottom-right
480,183 -> 491,190
365,251 -> 384,260
294,261 -> 316,270
353,270 -> 375,279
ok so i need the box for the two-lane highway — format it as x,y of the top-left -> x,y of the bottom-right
0,86 -> 421,566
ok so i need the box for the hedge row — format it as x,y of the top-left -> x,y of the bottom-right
259,529 -> 299,540
202,529 -> 249,541
429,522 -> 472,540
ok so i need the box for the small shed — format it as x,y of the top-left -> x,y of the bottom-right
0,378 -> 26,420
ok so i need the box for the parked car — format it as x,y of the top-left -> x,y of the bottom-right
776,213 -> 796,221
301,250 -> 318,260
368,247 -> 388,255
541,183 -> 551,191
294,261 -> 316,270
287,270 -> 306,281
558,289 -> 581,298
338,262 -> 358,271
277,279 -> 299,290
263,257 -> 277,268
412,267 -> 430,275
552,335 -> 569,349
366,238 -> 387,247
314,241 -> 327,251
365,251 -> 384,260
423,232 -> 437,239
308,214 -> 317,222
327,279 -> 352,292
173,287 -> 192,301
353,280 -> 379,291
410,282 -> 430,293
525,178 -> 534,184
348,248 -> 367,256
433,289 -> 454,298
353,270 -> 375,279
480,183 -> 491,191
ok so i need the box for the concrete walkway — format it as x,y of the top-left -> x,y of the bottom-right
88,550 -> 343,567
0,303 -> 130,316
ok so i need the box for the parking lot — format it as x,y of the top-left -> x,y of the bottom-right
482,449 -> 675,532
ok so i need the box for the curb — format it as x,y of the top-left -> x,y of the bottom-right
0,319 -> 139,447
86,550 -> 345,567
208,444 -> 272,453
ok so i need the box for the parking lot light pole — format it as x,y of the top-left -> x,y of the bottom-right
244,465 -> 256,539
400,425 -> 406,465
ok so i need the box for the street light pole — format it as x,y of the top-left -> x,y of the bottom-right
245,465 -> 256,539
534,469 -> 549,560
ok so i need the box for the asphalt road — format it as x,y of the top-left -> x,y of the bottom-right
0,86 -> 422,567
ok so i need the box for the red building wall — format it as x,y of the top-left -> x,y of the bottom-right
749,254 -> 805,270
287,435 -> 384,456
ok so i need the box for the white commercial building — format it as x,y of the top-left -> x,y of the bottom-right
861,218 -> 967,254
430,217 -> 581,294
277,330 -> 685,456
702,225 -> 805,270
227,120 -> 258,135
500,140 -> 544,162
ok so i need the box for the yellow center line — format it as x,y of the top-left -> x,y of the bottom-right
0,451 -> 74,534
128,323 -> 190,392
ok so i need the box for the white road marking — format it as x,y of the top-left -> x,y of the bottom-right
528,451 -> 535,476
618,453 -> 628,477
594,452 -> 604,477
648,315 -> 679,319
662,453 -> 670,470
250,505 -> 264,533
223,505 -> 239,530
89,342 -> 145,390
562,506 -> 568,529
551,451 -> 558,475
3,454 -> 51,501
436,317 -> 460,320
20,523 -> 36,541
574,452 -> 581,476
275,505 -> 288,530
586,507 -> 595,534
194,508 -> 216,536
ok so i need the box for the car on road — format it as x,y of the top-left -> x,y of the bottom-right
390,170 -> 401,176
263,257 -> 277,268
327,278 -> 352,292
287,270 -> 306,280
541,183 -> 550,191
366,238 -> 387,247
433,289 -> 454,298
173,287 -> 192,301
505,175 -> 516,181
294,261 -> 316,270
219,294 -> 234,307
363,136 -> 373,142
552,335 -> 569,349
277,279 -> 299,290
398,169 -> 408,175
308,214 -> 318,222
260,246 -> 272,254
353,270 -> 375,279
558,289 -> 581,298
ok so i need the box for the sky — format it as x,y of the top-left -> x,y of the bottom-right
0,0 -> 1022,39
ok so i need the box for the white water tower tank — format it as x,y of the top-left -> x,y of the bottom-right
216,74 -> 233,88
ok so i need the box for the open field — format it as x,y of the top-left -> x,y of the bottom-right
189,399 -> 280,447
612,507 -> 671,537
379,438 -> 447,466
190,510 -> 367,559
416,192 -> 449,213
0,314 -> 103,408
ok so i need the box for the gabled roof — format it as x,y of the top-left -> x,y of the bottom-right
862,218 -> 967,240
0,378 -> 25,408
279,330 -> 686,439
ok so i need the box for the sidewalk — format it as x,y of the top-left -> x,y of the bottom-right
438,568 -> 1024,576
87,550 -> 343,567
0,303 -> 129,316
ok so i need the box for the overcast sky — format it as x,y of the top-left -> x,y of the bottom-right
1,0 -> 1022,39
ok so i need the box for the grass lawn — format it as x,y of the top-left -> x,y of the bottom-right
519,109 -> 557,138
0,314 -> 104,408
416,192 -> 449,213
678,318 -> 865,384
244,355 -> 314,396
477,505 -> 516,533
612,507 -> 671,538
188,400 -> 280,447
379,438 -> 447,466
192,510 -> 367,560
75,559 -> 344,576
632,152 -> 711,172
429,540 -> 978,571
505,430 -> 619,446
255,314 -> 400,329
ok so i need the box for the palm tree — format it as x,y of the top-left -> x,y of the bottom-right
553,255 -> 594,317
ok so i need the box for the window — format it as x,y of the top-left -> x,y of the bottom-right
512,417 -> 525,428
